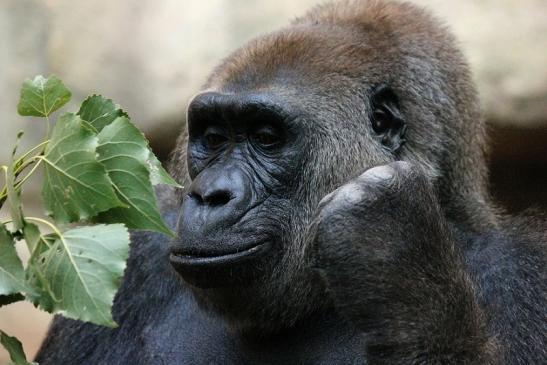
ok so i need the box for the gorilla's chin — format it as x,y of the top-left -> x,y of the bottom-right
188,264 -> 329,334
172,232 -> 329,333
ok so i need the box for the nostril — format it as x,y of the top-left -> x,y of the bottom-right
188,192 -> 203,204
204,190 -> 233,206
188,190 -> 232,206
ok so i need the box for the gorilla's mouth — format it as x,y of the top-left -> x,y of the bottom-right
169,241 -> 272,269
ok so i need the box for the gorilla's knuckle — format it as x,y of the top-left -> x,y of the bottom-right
359,165 -> 397,184
333,182 -> 366,205
317,190 -> 336,209
390,161 -> 413,172
318,182 -> 368,217
369,161 -> 428,193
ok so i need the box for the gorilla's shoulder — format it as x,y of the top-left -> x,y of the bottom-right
465,212 -> 546,276
504,211 -> 547,247
464,212 -> 546,313
461,213 -> 547,361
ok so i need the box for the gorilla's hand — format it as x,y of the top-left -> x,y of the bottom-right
310,162 -> 496,364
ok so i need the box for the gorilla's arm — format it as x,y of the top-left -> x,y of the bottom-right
311,162 -> 497,364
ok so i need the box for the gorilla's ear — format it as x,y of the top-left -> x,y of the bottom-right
370,84 -> 406,153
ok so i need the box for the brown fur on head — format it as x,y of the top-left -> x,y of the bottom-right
170,0 -> 495,332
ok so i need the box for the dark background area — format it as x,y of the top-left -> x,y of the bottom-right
489,126 -> 547,213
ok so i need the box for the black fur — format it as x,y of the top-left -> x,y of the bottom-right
36,1 -> 546,364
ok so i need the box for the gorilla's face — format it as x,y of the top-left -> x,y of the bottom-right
169,28 -> 408,330
171,92 -> 305,288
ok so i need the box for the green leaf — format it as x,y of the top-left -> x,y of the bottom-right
41,113 -> 124,223
22,223 -> 42,256
0,225 -> 27,297
25,232 -> 58,314
146,152 -> 181,187
0,330 -> 36,365
95,117 -> 173,235
17,75 -> 71,118
21,223 -> 54,310
26,225 -> 130,327
77,95 -> 179,187
78,95 -> 128,132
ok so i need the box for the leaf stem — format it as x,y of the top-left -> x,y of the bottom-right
4,121 -> 51,206
25,217 -> 63,239
0,155 -> 43,207
14,156 -> 37,175
15,139 -> 49,165
13,159 -> 43,191
45,115 -> 51,140
24,217 -> 62,263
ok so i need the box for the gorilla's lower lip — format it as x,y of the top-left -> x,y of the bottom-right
169,242 -> 271,268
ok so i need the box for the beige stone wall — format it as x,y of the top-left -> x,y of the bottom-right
2,1 -> 546,153
1,0 -> 546,362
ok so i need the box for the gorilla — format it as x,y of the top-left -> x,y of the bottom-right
36,0 -> 546,364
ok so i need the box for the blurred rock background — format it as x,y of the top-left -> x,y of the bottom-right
1,0 -> 546,361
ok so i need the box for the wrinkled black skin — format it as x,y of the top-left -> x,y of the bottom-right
36,1 -> 547,364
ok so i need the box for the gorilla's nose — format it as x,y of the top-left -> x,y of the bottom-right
180,165 -> 253,238
190,184 -> 234,208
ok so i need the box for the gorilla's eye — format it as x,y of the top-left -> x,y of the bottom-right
204,128 -> 227,149
251,128 -> 281,148
372,109 -> 391,134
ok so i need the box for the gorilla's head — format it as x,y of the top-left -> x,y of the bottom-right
170,0 -> 493,332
